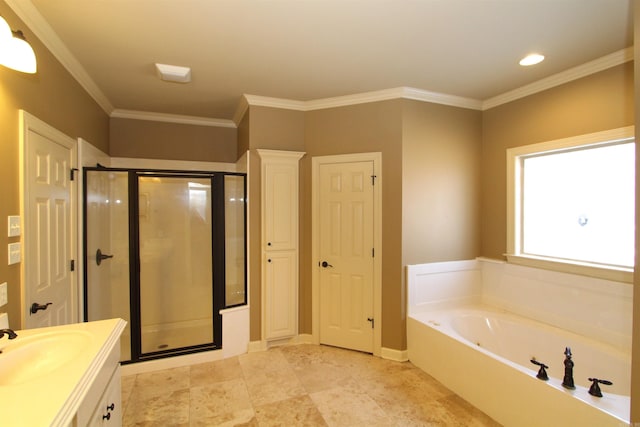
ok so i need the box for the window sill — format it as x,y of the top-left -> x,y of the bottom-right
505,254 -> 633,284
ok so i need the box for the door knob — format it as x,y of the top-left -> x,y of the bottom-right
96,249 -> 114,266
321,261 -> 333,268
30,302 -> 52,314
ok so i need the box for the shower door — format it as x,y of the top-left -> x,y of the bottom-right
84,169 -> 132,360
134,174 -> 216,355
84,168 -> 246,363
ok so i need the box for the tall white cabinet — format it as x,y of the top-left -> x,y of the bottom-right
257,149 -> 305,342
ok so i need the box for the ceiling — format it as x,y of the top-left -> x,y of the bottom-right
9,0 -> 634,123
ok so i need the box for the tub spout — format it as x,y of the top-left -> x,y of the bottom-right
588,378 -> 613,397
530,359 -> 549,381
562,347 -> 575,389
0,329 -> 17,340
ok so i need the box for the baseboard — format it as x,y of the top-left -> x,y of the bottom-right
248,334 -> 313,352
381,346 -> 409,362
293,333 -> 314,344
247,340 -> 267,352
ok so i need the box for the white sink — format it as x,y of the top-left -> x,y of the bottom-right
0,330 -> 92,386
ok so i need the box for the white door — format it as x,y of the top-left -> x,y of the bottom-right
21,111 -> 76,328
318,160 -> 375,353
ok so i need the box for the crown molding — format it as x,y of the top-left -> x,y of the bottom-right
244,87 -> 483,112
233,95 -> 250,126
482,47 -> 633,110
5,0 -> 114,114
111,109 -> 236,128
243,94 -> 307,111
400,87 -> 483,110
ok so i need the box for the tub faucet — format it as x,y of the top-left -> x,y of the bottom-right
562,347 -> 575,389
0,329 -> 17,340
588,378 -> 613,397
530,359 -> 549,381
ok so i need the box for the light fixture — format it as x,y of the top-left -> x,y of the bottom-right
0,16 -> 37,74
155,63 -> 191,83
519,53 -> 545,66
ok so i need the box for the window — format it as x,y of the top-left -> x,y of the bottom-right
507,127 -> 635,281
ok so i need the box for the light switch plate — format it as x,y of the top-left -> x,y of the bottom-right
8,243 -> 21,265
0,283 -> 7,307
7,216 -> 20,237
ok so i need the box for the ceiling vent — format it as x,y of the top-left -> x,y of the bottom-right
155,63 -> 191,83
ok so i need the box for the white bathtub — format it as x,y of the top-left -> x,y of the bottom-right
408,305 -> 631,426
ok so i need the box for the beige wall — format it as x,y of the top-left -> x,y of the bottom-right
0,1 -> 110,328
402,100 -> 482,266
110,117 -> 237,162
304,100 -> 405,349
481,62 -> 634,260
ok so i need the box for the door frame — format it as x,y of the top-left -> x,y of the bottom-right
19,110 -> 78,328
311,152 -> 382,356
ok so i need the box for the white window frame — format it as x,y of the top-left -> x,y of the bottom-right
506,126 -> 635,283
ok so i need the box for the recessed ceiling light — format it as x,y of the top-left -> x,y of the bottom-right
519,54 -> 545,66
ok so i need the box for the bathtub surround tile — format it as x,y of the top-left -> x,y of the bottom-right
121,343 -> 500,426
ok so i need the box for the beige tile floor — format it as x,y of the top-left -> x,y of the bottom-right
121,344 -> 501,426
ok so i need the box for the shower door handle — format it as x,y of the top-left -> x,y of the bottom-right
96,249 -> 114,266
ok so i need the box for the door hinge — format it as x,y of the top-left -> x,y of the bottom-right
371,175 -> 377,185
372,248 -> 375,258
70,259 -> 75,271
70,168 -> 79,181
367,317 -> 374,328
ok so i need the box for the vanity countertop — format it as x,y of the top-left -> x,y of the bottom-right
0,318 -> 126,427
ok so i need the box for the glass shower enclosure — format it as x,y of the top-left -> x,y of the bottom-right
83,168 -> 246,363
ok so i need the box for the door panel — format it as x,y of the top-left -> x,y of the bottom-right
264,163 -> 297,250
319,161 -> 374,353
26,128 -> 74,328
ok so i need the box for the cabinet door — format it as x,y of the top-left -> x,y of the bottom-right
263,162 -> 298,251
88,367 -> 122,426
264,250 -> 297,339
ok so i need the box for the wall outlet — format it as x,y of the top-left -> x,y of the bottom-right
0,283 -> 7,307
8,243 -> 21,265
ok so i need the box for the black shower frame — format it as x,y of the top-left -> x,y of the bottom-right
82,166 -> 248,364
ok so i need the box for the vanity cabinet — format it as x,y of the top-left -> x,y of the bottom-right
0,318 -> 126,427
257,149 -> 304,342
85,367 -> 122,426
74,340 -> 122,426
